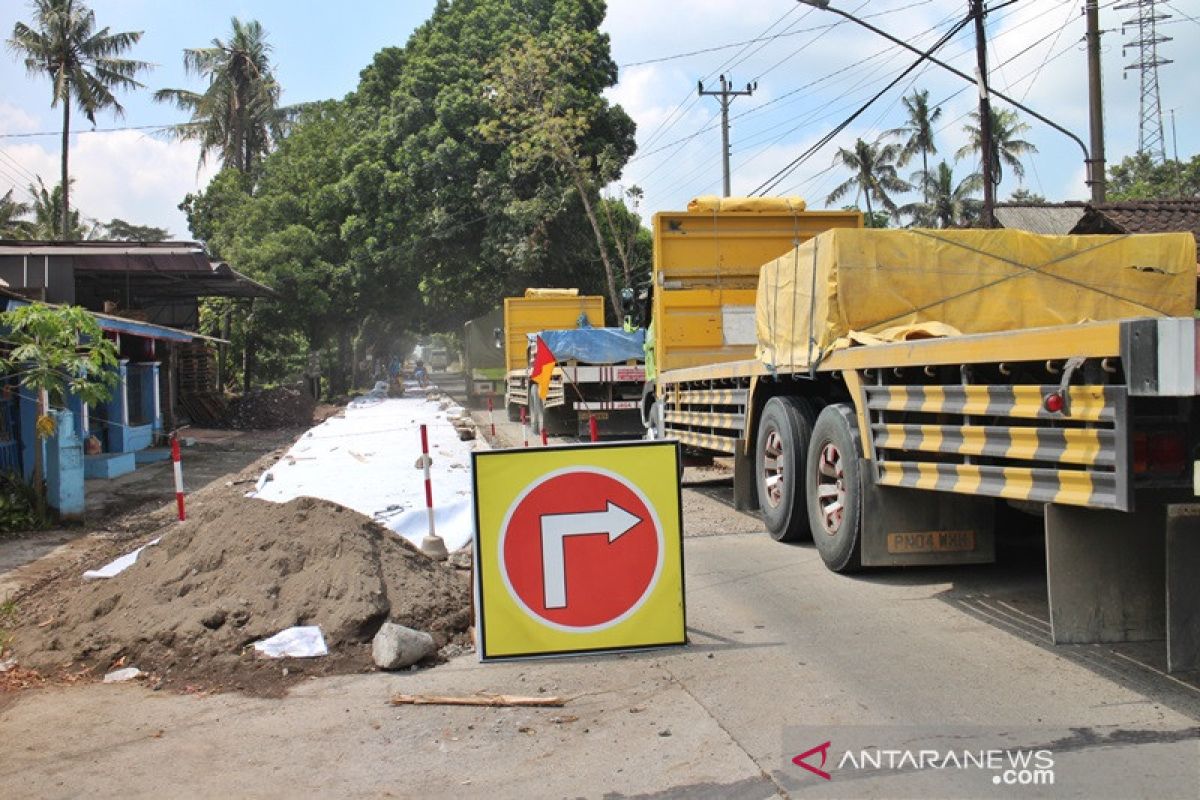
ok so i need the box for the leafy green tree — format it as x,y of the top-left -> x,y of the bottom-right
1108,152 -> 1200,200
154,18 -> 290,173
902,161 -> 982,228
886,89 -> 941,204
1007,187 -> 1047,204
7,0 -> 149,238
0,303 -> 118,513
0,190 -> 32,238
25,177 -> 90,239
955,107 -> 1038,190
826,138 -> 911,221
480,29 -> 637,314
95,218 -> 169,242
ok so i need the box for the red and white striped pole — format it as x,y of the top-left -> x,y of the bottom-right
541,425 -> 548,446
418,424 -> 447,559
170,433 -> 185,521
487,395 -> 496,438
588,414 -> 599,443
520,406 -> 528,447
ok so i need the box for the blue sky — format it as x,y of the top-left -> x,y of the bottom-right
2,0 -> 1197,237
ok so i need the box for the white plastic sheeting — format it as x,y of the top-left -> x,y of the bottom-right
82,537 -> 162,580
252,625 -> 328,658
250,390 -> 480,552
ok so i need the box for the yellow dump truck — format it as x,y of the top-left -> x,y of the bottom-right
647,197 -> 1200,673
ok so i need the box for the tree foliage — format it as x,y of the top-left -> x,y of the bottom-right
1107,152 -> 1200,200
902,161 -> 981,228
955,106 -> 1037,189
183,0 -> 640,390
155,18 -> 290,174
7,0 -> 149,238
886,89 -> 941,204
826,138 -> 910,221
0,190 -> 32,238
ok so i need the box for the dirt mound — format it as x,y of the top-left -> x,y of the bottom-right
9,495 -> 471,696
229,384 -> 316,430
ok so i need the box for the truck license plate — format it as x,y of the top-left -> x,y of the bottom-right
887,530 -> 976,554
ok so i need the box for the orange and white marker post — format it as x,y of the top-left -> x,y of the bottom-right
171,433 -> 186,521
418,424 -> 448,560
520,406 -> 529,447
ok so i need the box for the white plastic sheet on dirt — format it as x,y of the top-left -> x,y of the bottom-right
82,537 -> 162,580
250,390 -> 480,552
252,625 -> 328,658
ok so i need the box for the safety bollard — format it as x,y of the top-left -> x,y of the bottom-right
487,395 -> 496,438
171,433 -> 186,521
520,406 -> 528,447
588,414 -> 599,443
418,424 -> 448,560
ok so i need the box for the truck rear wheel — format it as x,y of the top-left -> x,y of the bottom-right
755,396 -> 818,542
806,404 -> 863,573
506,398 -> 521,422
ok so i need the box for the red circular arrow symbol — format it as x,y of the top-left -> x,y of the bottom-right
500,469 -> 662,631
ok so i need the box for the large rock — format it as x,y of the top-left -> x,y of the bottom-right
372,622 -> 435,670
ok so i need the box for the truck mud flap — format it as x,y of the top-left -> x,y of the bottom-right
1046,501 -> 1200,673
859,460 -> 996,567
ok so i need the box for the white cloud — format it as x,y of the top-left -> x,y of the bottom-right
0,131 -> 215,238
0,102 -> 42,134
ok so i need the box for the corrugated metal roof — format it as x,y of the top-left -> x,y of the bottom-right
994,204 -> 1086,235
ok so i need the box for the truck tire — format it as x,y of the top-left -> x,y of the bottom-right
755,396 -> 818,542
806,404 -> 863,573
507,401 -> 521,422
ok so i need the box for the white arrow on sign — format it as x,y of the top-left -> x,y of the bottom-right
540,501 -> 642,609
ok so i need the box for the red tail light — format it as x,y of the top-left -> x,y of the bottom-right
1133,431 -> 1188,475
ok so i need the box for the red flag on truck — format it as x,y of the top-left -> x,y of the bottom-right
530,336 -> 556,401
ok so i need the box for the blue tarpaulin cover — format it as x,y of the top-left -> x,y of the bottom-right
535,327 -> 645,365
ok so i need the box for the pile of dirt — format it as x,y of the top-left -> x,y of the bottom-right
228,384 -> 316,430
8,495 -> 471,696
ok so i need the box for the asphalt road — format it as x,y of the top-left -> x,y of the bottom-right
2,379 -> 1198,798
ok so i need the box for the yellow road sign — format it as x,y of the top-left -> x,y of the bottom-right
472,440 -> 685,659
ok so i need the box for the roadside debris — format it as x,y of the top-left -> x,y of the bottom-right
372,622 -> 435,669
82,536 -> 162,580
389,693 -> 567,708
228,384 -> 316,430
103,666 -> 143,683
8,494 -> 472,695
253,625 -> 329,659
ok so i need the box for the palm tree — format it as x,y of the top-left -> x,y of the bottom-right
885,89 -> 941,204
954,107 -> 1038,190
902,161 -> 982,229
825,138 -> 911,222
7,0 -> 149,239
26,177 -> 91,239
0,189 -> 32,238
154,18 -> 290,173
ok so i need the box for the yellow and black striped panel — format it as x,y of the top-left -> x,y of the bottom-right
664,410 -> 745,430
877,462 -> 1123,510
667,389 -> 747,406
872,423 -> 1114,467
864,385 -> 1117,422
666,428 -> 739,454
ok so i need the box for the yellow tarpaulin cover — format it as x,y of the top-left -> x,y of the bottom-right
687,196 -> 807,213
756,227 -> 1198,369
524,288 -> 579,298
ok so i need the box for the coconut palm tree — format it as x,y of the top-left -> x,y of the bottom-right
954,107 -> 1038,190
7,0 -> 149,239
885,89 -> 941,204
902,161 -> 982,229
25,177 -> 91,239
0,189 -> 32,238
826,138 -> 911,223
154,18 -> 291,174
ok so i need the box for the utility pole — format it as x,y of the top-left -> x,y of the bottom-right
1085,0 -> 1107,202
698,75 -> 756,196
971,0 -> 995,228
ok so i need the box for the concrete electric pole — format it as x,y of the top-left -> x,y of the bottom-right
698,75 -> 756,197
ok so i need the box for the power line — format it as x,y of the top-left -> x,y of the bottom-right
0,122 -> 196,140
